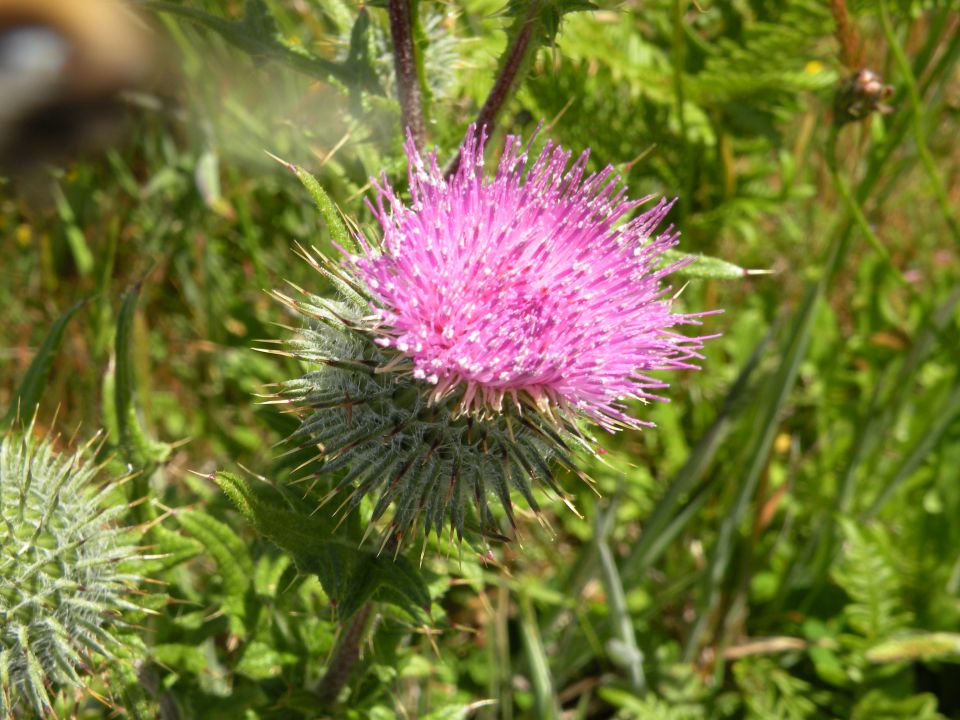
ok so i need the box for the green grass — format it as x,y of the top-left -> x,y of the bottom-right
1,0 -> 959,717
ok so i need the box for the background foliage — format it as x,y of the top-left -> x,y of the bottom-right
2,0 -> 959,717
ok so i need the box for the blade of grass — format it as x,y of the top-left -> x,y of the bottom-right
621,324 -> 775,584
518,589 -> 561,720
1,300 -> 86,430
684,281 -> 821,663
596,504 -> 645,694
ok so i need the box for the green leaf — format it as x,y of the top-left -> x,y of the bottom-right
113,284 -> 172,467
176,509 -> 254,638
216,471 -> 430,622
152,641 -> 232,697
145,0 -> 356,87
504,0 -> 598,47
1,299 -> 85,430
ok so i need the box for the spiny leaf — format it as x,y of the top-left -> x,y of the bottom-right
216,472 -> 429,621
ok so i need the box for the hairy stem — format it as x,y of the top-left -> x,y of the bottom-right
445,0 -> 542,177
388,0 -> 425,150
317,602 -> 375,705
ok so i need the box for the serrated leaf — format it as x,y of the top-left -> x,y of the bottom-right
113,284 -> 172,467
2,299 -> 85,430
145,0 -> 355,86
216,472 -> 429,621
346,7 -> 382,95
176,510 -> 254,637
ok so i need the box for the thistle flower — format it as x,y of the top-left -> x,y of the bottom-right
275,126 -> 713,542
0,422 -> 141,717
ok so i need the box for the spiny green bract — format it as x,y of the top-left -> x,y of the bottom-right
273,273 -> 587,544
0,425 -> 141,718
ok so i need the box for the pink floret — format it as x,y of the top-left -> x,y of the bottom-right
349,125 -> 714,431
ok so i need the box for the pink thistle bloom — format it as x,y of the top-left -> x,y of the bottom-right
349,126 -> 715,433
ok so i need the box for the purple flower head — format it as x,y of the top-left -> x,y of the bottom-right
349,125 -> 713,432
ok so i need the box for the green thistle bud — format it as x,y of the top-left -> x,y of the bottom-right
273,274 -> 583,545
0,423 -> 141,717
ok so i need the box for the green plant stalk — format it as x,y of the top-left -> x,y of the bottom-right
445,0 -> 543,176
94,218 -> 119,358
879,0 -> 960,243
489,580 -> 513,720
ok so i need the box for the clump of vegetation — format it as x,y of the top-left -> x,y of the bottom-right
1,0 -> 958,717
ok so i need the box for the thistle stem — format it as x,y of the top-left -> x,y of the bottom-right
445,0 -> 542,177
388,0 -> 426,150
317,602 -> 375,705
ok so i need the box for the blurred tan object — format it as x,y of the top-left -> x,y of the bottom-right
0,0 -> 152,169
